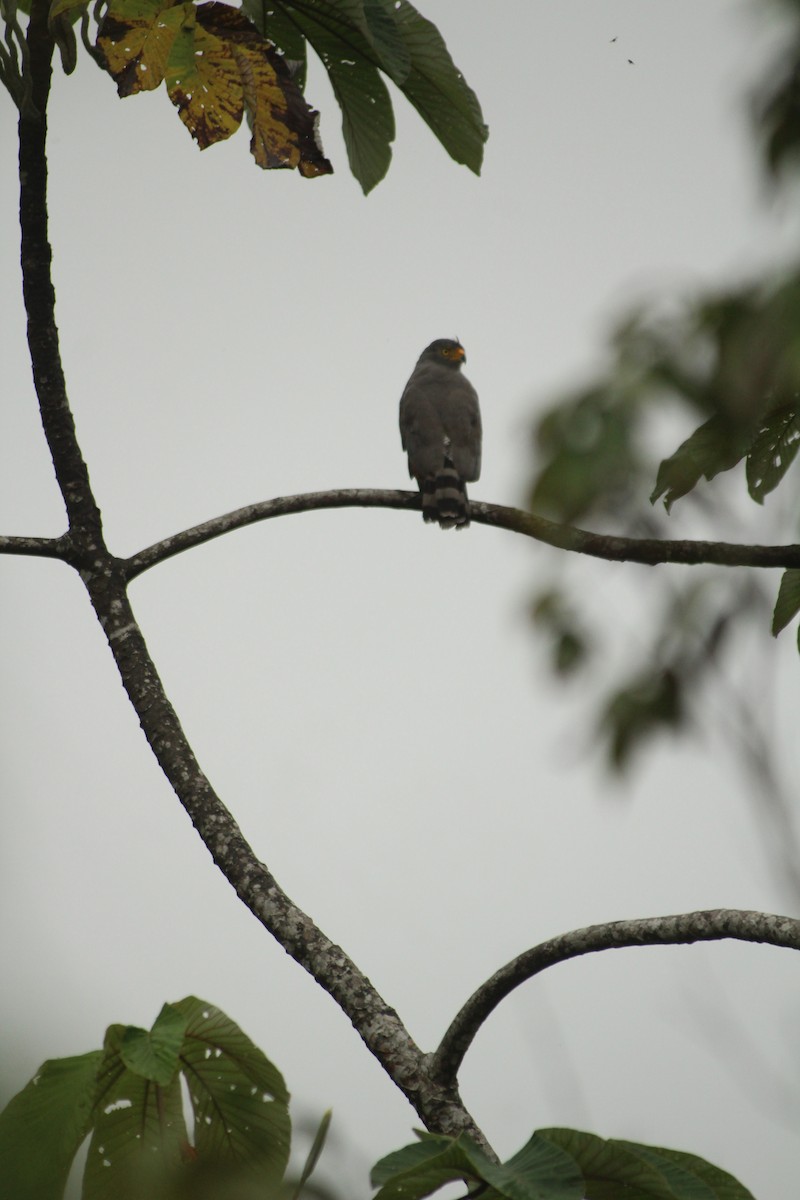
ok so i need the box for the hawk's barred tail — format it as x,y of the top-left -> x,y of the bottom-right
421,464 -> 470,529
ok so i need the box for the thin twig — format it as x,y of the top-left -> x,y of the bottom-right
429,909 -> 800,1087
123,490 -> 800,581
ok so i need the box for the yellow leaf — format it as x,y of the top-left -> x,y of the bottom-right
165,19 -> 243,148
193,2 -> 331,174
98,0 -> 189,95
97,0 -> 333,176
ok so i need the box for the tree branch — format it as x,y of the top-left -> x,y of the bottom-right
430,908 -> 800,1088
19,0 -> 101,546
124,490 -> 800,582
0,533 -> 68,560
15,3 -> 490,1150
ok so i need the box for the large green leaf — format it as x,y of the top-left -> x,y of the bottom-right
371,1134 -> 493,1198
483,1132 -> 584,1200
537,1130 -> 755,1200
82,1023 -> 188,1200
0,1051 -> 101,1200
289,2 -> 395,192
390,0 -> 487,173
371,1132 -> 583,1200
537,1129 -> 678,1199
174,995 -> 291,1183
247,0 -> 485,192
257,0 -> 396,192
649,1147 -> 756,1200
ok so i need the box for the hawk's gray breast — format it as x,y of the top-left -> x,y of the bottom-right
399,339 -> 482,529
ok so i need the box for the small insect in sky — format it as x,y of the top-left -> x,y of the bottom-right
628,58 -> 635,65
610,36 -> 617,42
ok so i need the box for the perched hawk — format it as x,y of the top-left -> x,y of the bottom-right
399,339 -> 482,529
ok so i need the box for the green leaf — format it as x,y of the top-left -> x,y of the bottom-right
371,1134 -> 489,1198
258,0 -> 485,191
0,1052 -> 101,1200
484,1131 -> 584,1200
371,1132 -> 583,1200
650,414 -> 753,511
537,1129 -> 676,1199
364,0 -> 411,82
120,1002 -> 188,1085
391,0 -> 487,174
174,995 -> 291,1183
599,668 -> 683,771
83,1024 -> 188,1200
616,1143 -> 717,1200
771,568 -> 800,636
655,1148 -> 755,1200
746,403 -> 800,502
264,0 -> 396,193
291,1108 -> 332,1200
536,1131 -> 755,1200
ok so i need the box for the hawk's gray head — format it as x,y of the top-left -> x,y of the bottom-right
415,338 -> 467,369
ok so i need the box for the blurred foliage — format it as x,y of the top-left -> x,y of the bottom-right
0,997 -> 341,1200
526,0 -> 800,775
371,1128 -> 755,1200
0,0 -> 486,192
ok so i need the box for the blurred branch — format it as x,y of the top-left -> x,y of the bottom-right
124,490 -> 800,580
430,909 -> 800,1088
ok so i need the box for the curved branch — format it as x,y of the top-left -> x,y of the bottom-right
16,2 -> 489,1150
125,490 -> 420,579
430,908 -> 800,1088
124,490 -> 800,581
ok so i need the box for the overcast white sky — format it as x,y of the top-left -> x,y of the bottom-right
2,1 -> 800,1197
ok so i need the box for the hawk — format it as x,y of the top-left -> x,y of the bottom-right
399,339 -> 482,529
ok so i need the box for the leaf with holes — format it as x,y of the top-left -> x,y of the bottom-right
244,0 -> 485,192
98,0 -> 332,174
97,0 -> 188,94
83,1022 -> 187,1200
174,996 -> 291,1182
746,403 -> 800,502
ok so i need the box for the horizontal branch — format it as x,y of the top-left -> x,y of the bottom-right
429,908 -> 800,1088
0,532 -> 68,560
124,489 -> 800,581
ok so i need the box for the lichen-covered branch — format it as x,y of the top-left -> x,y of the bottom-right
0,533 -> 68,559
14,0 -> 490,1149
430,908 -> 800,1088
124,490 -> 800,582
